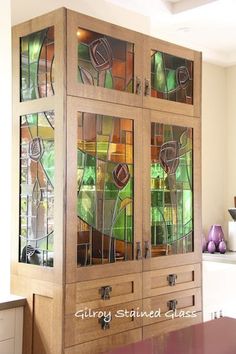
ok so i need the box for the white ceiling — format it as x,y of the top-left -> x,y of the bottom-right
11,0 -> 236,66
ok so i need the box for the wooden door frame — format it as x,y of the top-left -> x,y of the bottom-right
66,96 -> 143,283
143,34 -> 202,118
66,9 -> 143,108
11,7 -> 66,285
142,109 -> 202,271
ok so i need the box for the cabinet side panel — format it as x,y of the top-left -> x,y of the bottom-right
33,295 -> 53,354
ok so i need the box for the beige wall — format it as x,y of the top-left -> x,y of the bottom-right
202,62 -> 227,237
226,66 -> 236,213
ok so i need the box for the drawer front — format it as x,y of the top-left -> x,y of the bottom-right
143,263 -> 201,298
65,300 -> 142,347
65,273 -> 142,314
0,338 -> 15,354
143,287 -> 202,326
143,312 -> 202,339
0,309 -> 15,341
64,328 -> 142,354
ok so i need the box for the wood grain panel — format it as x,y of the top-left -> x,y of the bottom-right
65,300 -> 142,347
143,264 -> 201,298
33,295 -> 53,354
143,287 -> 202,326
64,328 -> 142,354
65,273 -> 142,314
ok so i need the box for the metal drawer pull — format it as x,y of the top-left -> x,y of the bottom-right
168,299 -> 178,311
144,78 -> 150,96
167,273 -> 177,286
99,285 -> 112,300
144,241 -> 150,258
135,76 -> 142,95
136,242 -> 142,260
99,315 -> 112,330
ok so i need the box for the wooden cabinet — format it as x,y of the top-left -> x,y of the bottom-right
11,8 -> 202,354
0,307 -> 24,354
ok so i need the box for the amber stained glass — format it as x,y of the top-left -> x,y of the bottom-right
20,27 -> 54,101
151,122 -> 193,256
151,50 -> 193,104
19,111 -> 55,266
77,28 -> 134,93
77,112 -> 134,266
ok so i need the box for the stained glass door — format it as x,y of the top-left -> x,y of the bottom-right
67,10 -> 143,108
142,110 -> 201,271
143,36 -> 201,117
66,97 -> 143,282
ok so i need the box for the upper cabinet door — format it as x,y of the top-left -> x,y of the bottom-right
142,110 -> 201,271
66,96 -> 143,283
67,10 -> 143,107
143,36 -> 201,117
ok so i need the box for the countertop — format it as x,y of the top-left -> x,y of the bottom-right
0,294 -> 26,311
106,317 -> 236,354
202,251 -> 236,264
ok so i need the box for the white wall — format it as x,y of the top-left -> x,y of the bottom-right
0,0 -> 11,295
202,62 -> 227,237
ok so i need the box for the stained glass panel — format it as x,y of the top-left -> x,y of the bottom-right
77,112 -> 134,266
20,27 -> 54,101
151,50 -> 193,104
151,122 -> 193,257
77,28 -> 134,93
19,111 -> 55,266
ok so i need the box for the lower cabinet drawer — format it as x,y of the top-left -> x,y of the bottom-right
0,309 -> 15,341
143,287 -> 202,326
143,263 -> 201,298
143,312 -> 202,339
65,300 -> 142,347
0,338 -> 15,354
64,328 -> 142,354
65,273 -> 142,314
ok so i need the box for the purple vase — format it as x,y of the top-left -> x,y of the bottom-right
219,239 -> 226,254
208,224 -> 224,249
207,240 -> 216,253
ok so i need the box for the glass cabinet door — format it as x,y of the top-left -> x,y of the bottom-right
67,10 -> 143,107
142,110 -> 201,271
66,97 -> 143,283
143,36 -> 201,117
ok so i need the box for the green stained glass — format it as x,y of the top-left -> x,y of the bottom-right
77,27 -> 134,93
19,111 -> 55,267
20,26 -> 55,102
151,122 -> 193,257
77,112 -> 134,266
151,50 -> 193,104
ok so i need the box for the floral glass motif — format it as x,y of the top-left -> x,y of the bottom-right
151,122 -> 193,256
77,112 -> 134,266
19,111 -> 55,266
20,26 -> 54,101
151,50 -> 193,104
77,28 -> 134,93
